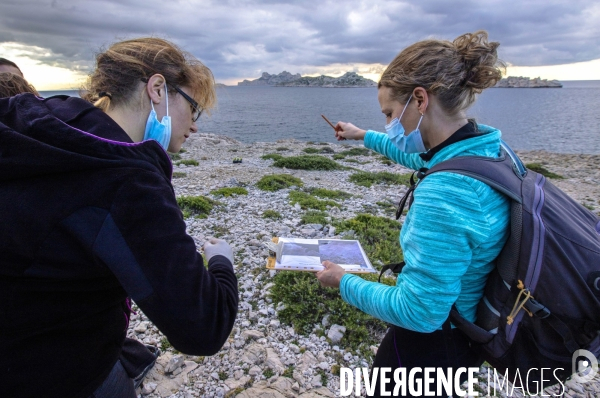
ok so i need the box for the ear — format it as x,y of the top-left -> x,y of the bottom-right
145,74 -> 166,104
412,87 -> 429,114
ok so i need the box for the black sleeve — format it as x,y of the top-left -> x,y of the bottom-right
93,172 -> 238,355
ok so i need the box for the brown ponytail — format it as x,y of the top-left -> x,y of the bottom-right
82,37 -> 216,114
378,30 -> 505,115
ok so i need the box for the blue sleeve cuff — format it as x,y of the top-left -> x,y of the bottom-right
364,130 -> 385,150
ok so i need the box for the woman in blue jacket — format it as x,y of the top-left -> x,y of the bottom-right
316,31 -> 510,397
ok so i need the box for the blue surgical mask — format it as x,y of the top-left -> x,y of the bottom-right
143,85 -> 171,150
384,94 -> 426,153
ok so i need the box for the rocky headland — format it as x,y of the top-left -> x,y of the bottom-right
130,133 -> 600,397
238,71 -> 302,86
238,71 -> 376,88
495,76 -> 563,88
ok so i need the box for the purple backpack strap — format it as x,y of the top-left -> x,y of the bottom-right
424,149 -> 524,203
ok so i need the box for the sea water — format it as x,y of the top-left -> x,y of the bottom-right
39,80 -> 600,154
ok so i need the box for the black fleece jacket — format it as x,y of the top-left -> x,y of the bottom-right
0,94 -> 238,398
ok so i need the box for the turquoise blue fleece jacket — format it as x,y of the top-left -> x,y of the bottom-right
340,125 -> 510,332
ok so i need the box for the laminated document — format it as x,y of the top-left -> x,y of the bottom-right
265,237 -> 376,274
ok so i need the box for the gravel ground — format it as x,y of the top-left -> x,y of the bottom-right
130,133 -> 600,398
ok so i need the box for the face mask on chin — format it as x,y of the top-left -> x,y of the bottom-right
384,94 -> 426,153
143,84 -> 172,150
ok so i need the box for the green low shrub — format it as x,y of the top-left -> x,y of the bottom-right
273,155 -> 341,171
256,174 -> 303,191
333,153 -> 346,160
334,213 -> 403,266
379,156 -> 393,166
210,187 -> 248,197
306,187 -> 352,200
175,159 -> 199,166
320,147 -> 335,154
270,212 -> 403,358
172,172 -> 187,179
338,147 -> 372,157
271,271 -> 395,358
276,147 -> 289,151
283,366 -> 294,378
349,171 -> 412,188
263,210 -> 283,219
376,200 -> 397,217
263,368 -> 274,378
261,153 -> 284,161
169,152 -> 182,161
289,191 -> 337,210
303,147 -> 320,154
176,195 -> 217,218
525,163 -> 564,179
300,210 -> 328,225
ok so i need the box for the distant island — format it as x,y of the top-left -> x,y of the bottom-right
238,71 -> 301,86
238,71 -> 377,88
495,76 -> 562,88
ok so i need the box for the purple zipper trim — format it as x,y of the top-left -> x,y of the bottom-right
393,328 -> 402,368
123,297 -> 137,331
506,173 -> 546,343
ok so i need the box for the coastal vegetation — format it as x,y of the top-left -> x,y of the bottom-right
172,172 -> 187,178
300,210 -> 328,225
288,190 -> 338,210
176,195 -> 218,218
303,147 -> 320,154
272,155 -> 341,171
339,147 -> 373,157
261,153 -> 284,161
334,214 -> 404,266
305,187 -> 353,200
271,213 -> 400,357
210,187 -> 249,197
256,174 -> 303,191
175,159 -> 199,167
525,163 -> 564,179
349,171 -> 412,188
262,210 -> 282,220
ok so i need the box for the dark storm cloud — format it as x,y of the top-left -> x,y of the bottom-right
1,0 -> 598,81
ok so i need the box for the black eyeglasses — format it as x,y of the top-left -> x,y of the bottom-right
141,78 -> 202,122
170,84 -> 203,122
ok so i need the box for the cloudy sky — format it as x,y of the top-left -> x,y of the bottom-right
1,0 -> 599,90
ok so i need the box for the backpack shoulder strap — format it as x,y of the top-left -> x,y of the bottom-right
424,148 -> 524,203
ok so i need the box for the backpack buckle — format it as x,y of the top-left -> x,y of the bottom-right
524,298 -> 551,319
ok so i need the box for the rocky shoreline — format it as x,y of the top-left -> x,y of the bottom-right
495,76 -> 562,88
131,133 -> 600,398
238,71 -> 376,87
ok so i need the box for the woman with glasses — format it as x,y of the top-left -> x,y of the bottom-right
0,38 -> 238,398
316,31 -> 510,397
